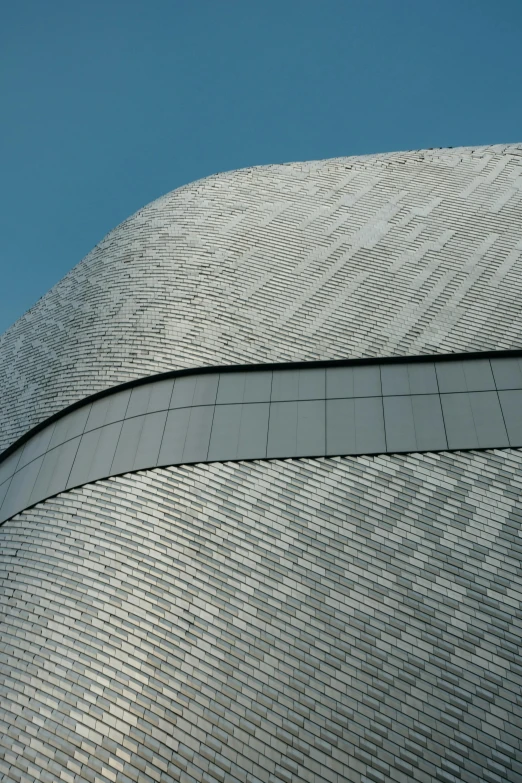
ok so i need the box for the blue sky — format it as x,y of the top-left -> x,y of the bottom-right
1,0 -> 521,333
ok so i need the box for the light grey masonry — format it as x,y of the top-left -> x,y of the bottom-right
1,454 -> 521,783
2,355 -> 522,523
1,145 -> 522,783
2,144 -> 522,453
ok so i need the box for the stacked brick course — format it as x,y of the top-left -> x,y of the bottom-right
1,145 -> 522,451
1,145 -> 521,782
1,455 -> 521,782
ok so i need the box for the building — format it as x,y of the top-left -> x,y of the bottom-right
1,144 -> 521,783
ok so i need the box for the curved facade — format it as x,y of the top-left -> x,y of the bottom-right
2,143 -> 522,452
1,144 -> 522,783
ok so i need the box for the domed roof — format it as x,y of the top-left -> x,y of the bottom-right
1,143 -> 522,451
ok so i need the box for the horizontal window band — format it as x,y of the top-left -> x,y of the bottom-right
1,350 -> 522,524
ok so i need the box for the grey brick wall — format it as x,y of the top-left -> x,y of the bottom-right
2,144 -> 522,451
1,145 -> 522,782
1,453 -> 521,783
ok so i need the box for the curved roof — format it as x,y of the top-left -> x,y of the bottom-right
1,143 -> 522,450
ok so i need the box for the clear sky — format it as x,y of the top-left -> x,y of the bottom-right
1,0 -> 521,333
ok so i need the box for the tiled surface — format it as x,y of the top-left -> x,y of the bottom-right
3,355 -> 522,523
1,452 -> 521,783
2,144 -> 522,783
2,144 -> 522,452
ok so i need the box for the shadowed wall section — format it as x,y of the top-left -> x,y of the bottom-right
2,353 -> 522,524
